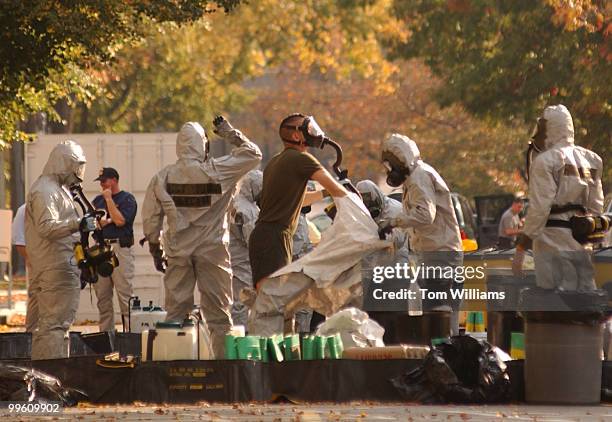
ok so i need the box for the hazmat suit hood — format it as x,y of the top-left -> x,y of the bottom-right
356,180 -> 385,218
42,140 -> 87,187
238,169 -> 263,204
382,133 -> 422,173
176,122 -> 208,162
542,104 -> 574,150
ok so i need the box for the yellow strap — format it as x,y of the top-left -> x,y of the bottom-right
95,359 -> 135,369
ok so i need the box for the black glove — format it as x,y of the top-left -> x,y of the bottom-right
148,243 -> 167,273
79,214 -> 97,232
212,115 -> 226,135
378,220 -> 394,240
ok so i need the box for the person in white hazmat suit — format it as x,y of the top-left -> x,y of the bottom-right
356,180 -> 410,261
229,169 -> 263,327
25,140 -> 91,359
379,134 -> 463,333
513,105 -> 605,291
142,116 -> 262,356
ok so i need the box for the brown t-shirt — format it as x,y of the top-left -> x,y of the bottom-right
258,148 -> 323,233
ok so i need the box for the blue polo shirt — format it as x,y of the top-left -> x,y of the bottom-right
93,191 -> 137,240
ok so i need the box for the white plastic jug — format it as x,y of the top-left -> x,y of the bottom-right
129,299 -> 167,333
141,322 -> 198,362
141,318 -> 214,361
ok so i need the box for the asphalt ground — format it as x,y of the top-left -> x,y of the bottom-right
1,403 -> 611,421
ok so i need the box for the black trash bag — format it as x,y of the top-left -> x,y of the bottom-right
391,335 -> 511,404
0,364 -> 87,405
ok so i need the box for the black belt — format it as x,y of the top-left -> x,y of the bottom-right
546,219 -> 571,229
550,204 -> 587,214
107,236 -> 134,247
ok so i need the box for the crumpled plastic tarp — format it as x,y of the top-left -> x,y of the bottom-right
0,363 -> 87,405
315,308 -> 385,348
391,335 -> 511,404
270,192 -> 390,287
248,193 -> 390,336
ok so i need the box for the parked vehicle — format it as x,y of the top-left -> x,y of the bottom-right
473,194 -> 518,249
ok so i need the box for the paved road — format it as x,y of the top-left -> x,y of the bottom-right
2,403 -> 611,421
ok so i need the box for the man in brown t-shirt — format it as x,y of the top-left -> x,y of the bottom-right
249,113 -> 348,286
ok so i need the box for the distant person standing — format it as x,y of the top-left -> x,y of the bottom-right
11,203 -> 37,332
11,204 -> 27,263
92,167 -> 137,332
498,197 -> 524,249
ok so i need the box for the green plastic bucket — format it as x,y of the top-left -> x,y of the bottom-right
313,335 -> 326,359
260,337 -> 269,362
237,336 -> 261,361
302,336 -> 315,360
431,337 -> 448,347
224,334 -> 238,360
327,333 -> 344,359
267,335 -> 284,362
283,334 -> 301,361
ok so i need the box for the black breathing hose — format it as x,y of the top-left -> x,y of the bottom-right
320,138 -> 361,197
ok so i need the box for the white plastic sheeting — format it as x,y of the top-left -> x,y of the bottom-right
247,193 -> 390,336
271,193 -> 389,287
315,307 -> 385,348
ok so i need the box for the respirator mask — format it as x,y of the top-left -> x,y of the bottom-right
281,116 -> 327,148
361,191 -> 382,219
525,117 -> 546,181
65,162 -> 86,186
381,151 -> 409,188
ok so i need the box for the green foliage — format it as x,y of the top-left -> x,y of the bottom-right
389,0 -> 611,187
230,60 -> 527,198
0,0 -> 242,147
73,0 -> 403,133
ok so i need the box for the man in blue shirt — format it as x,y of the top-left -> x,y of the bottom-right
92,167 -> 137,332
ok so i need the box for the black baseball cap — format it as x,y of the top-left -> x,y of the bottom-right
94,167 -> 120,181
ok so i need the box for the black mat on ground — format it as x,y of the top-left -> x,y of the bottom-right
0,356 -> 541,404
0,332 -> 142,360
0,331 -> 608,404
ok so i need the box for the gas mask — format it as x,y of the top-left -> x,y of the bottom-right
361,191 -> 382,219
281,116 -> 327,148
381,151 -> 409,188
65,162 -> 86,187
525,117 -> 547,181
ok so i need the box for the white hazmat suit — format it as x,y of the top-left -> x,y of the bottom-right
381,134 -> 462,253
25,140 -> 86,360
381,134 -> 463,315
356,180 -> 410,260
142,121 -> 261,356
520,105 -> 604,291
229,169 -> 262,326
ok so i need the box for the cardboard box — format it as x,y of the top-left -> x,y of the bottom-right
342,345 -> 430,360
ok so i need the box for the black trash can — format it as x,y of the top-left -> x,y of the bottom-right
0,332 -> 31,359
486,268 -> 535,352
369,311 -> 450,345
115,332 -> 142,357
